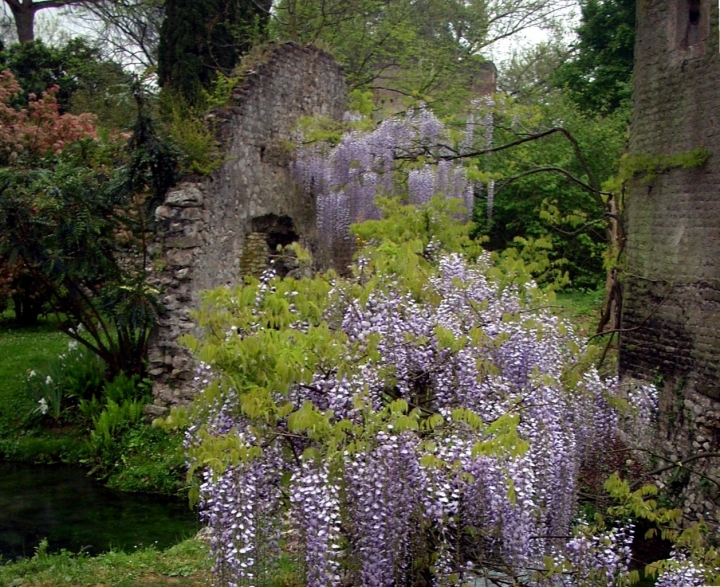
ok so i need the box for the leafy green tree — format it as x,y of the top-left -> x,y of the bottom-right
0,38 -> 103,110
271,0 -> 571,112
498,39 -> 572,102
0,86 -> 179,374
157,0 -> 270,104
553,0 -> 635,114
0,38 -> 136,130
480,93 -> 628,290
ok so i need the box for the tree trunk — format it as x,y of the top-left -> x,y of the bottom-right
597,193 -> 625,335
12,292 -> 42,326
10,4 -> 36,44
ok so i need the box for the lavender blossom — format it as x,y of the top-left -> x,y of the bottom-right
190,252 -> 656,587
292,107 -> 473,265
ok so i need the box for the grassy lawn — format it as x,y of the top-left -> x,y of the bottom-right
555,287 -> 605,337
0,539 -> 210,587
0,315 -> 85,461
0,316 -> 67,430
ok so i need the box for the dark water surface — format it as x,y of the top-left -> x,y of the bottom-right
0,462 -> 200,561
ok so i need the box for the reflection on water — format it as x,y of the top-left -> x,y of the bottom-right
0,461 -> 199,561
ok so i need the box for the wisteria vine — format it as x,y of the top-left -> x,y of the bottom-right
183,244 -> 659,587
293,106 -> 479,265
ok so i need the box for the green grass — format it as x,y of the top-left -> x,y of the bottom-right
0,316 -> 88,462
0,539 -> 210,587
0,315 -> 186,495
555,287 -> 605,337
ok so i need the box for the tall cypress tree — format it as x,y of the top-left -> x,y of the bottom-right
157,0 -> 270,104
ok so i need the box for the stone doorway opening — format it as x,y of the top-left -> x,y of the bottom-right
238,214 -> 299,278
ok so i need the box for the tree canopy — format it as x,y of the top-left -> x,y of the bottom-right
553,0 -> 636,114
157,0 -> 270,104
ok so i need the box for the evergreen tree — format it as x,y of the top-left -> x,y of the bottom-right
157,0 -> 270,104
553,0 -> 636,114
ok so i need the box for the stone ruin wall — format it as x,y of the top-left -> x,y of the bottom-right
622,0 -> 720,520
146,43 -> 347,416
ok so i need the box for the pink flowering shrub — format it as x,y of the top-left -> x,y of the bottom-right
0,70 -> 97,165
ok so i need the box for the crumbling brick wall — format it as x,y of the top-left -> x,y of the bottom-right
622,0 -> 720,520
146,43 -> 347,414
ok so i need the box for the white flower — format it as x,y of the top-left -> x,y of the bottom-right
45,375 -> 53,385
28,370 -> 36,378
68,340 -> 78,351
38,398 -> 48,415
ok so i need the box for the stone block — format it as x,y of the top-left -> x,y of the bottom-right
166,249 -> 194,267
165,236 -> 202,249
144,404 -> 169,418
166,184 -> 203,207
175,267 -> 191,280
155,205 -> 175,220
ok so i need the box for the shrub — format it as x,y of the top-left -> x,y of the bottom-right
102,372 -> 150,404
89,398 -> 146,455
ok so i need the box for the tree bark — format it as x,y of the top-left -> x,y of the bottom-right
8,2 -> 36,43
4,0 -> 98,44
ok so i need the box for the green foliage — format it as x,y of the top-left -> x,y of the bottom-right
27,369 -> 64,422
102,372 -> 150,405
553,0 -> 636,115
352,196 -> 483,258
0,538 -> 209,586
25,342 -> 107,421
485,93 -> 627,290
0,39 -> 123,113
0,86 -> 179,377
157,0 -> 269,105
158,88 -> 225,176
566,473 -> 720,586
89,398 -> 147,455
117,85 -> 182,204
271,0 -> 495,114
104,426 -> 189,495
0,320 -> 88,460
0,431 -> 90,464
81,373 -> 187,494
613,148 -> 712,185
0,318 -> 187,492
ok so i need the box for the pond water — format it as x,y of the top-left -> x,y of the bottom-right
0,462 -> 200,562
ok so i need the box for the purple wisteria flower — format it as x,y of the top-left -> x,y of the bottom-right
293,107 -> 474,263
188,253 -> 657,587
655,550 -> 707,587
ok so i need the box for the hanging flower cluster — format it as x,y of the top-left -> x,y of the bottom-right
293,107 -> 473,263
655,551 -> 707,587
183,241 -> 657,587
